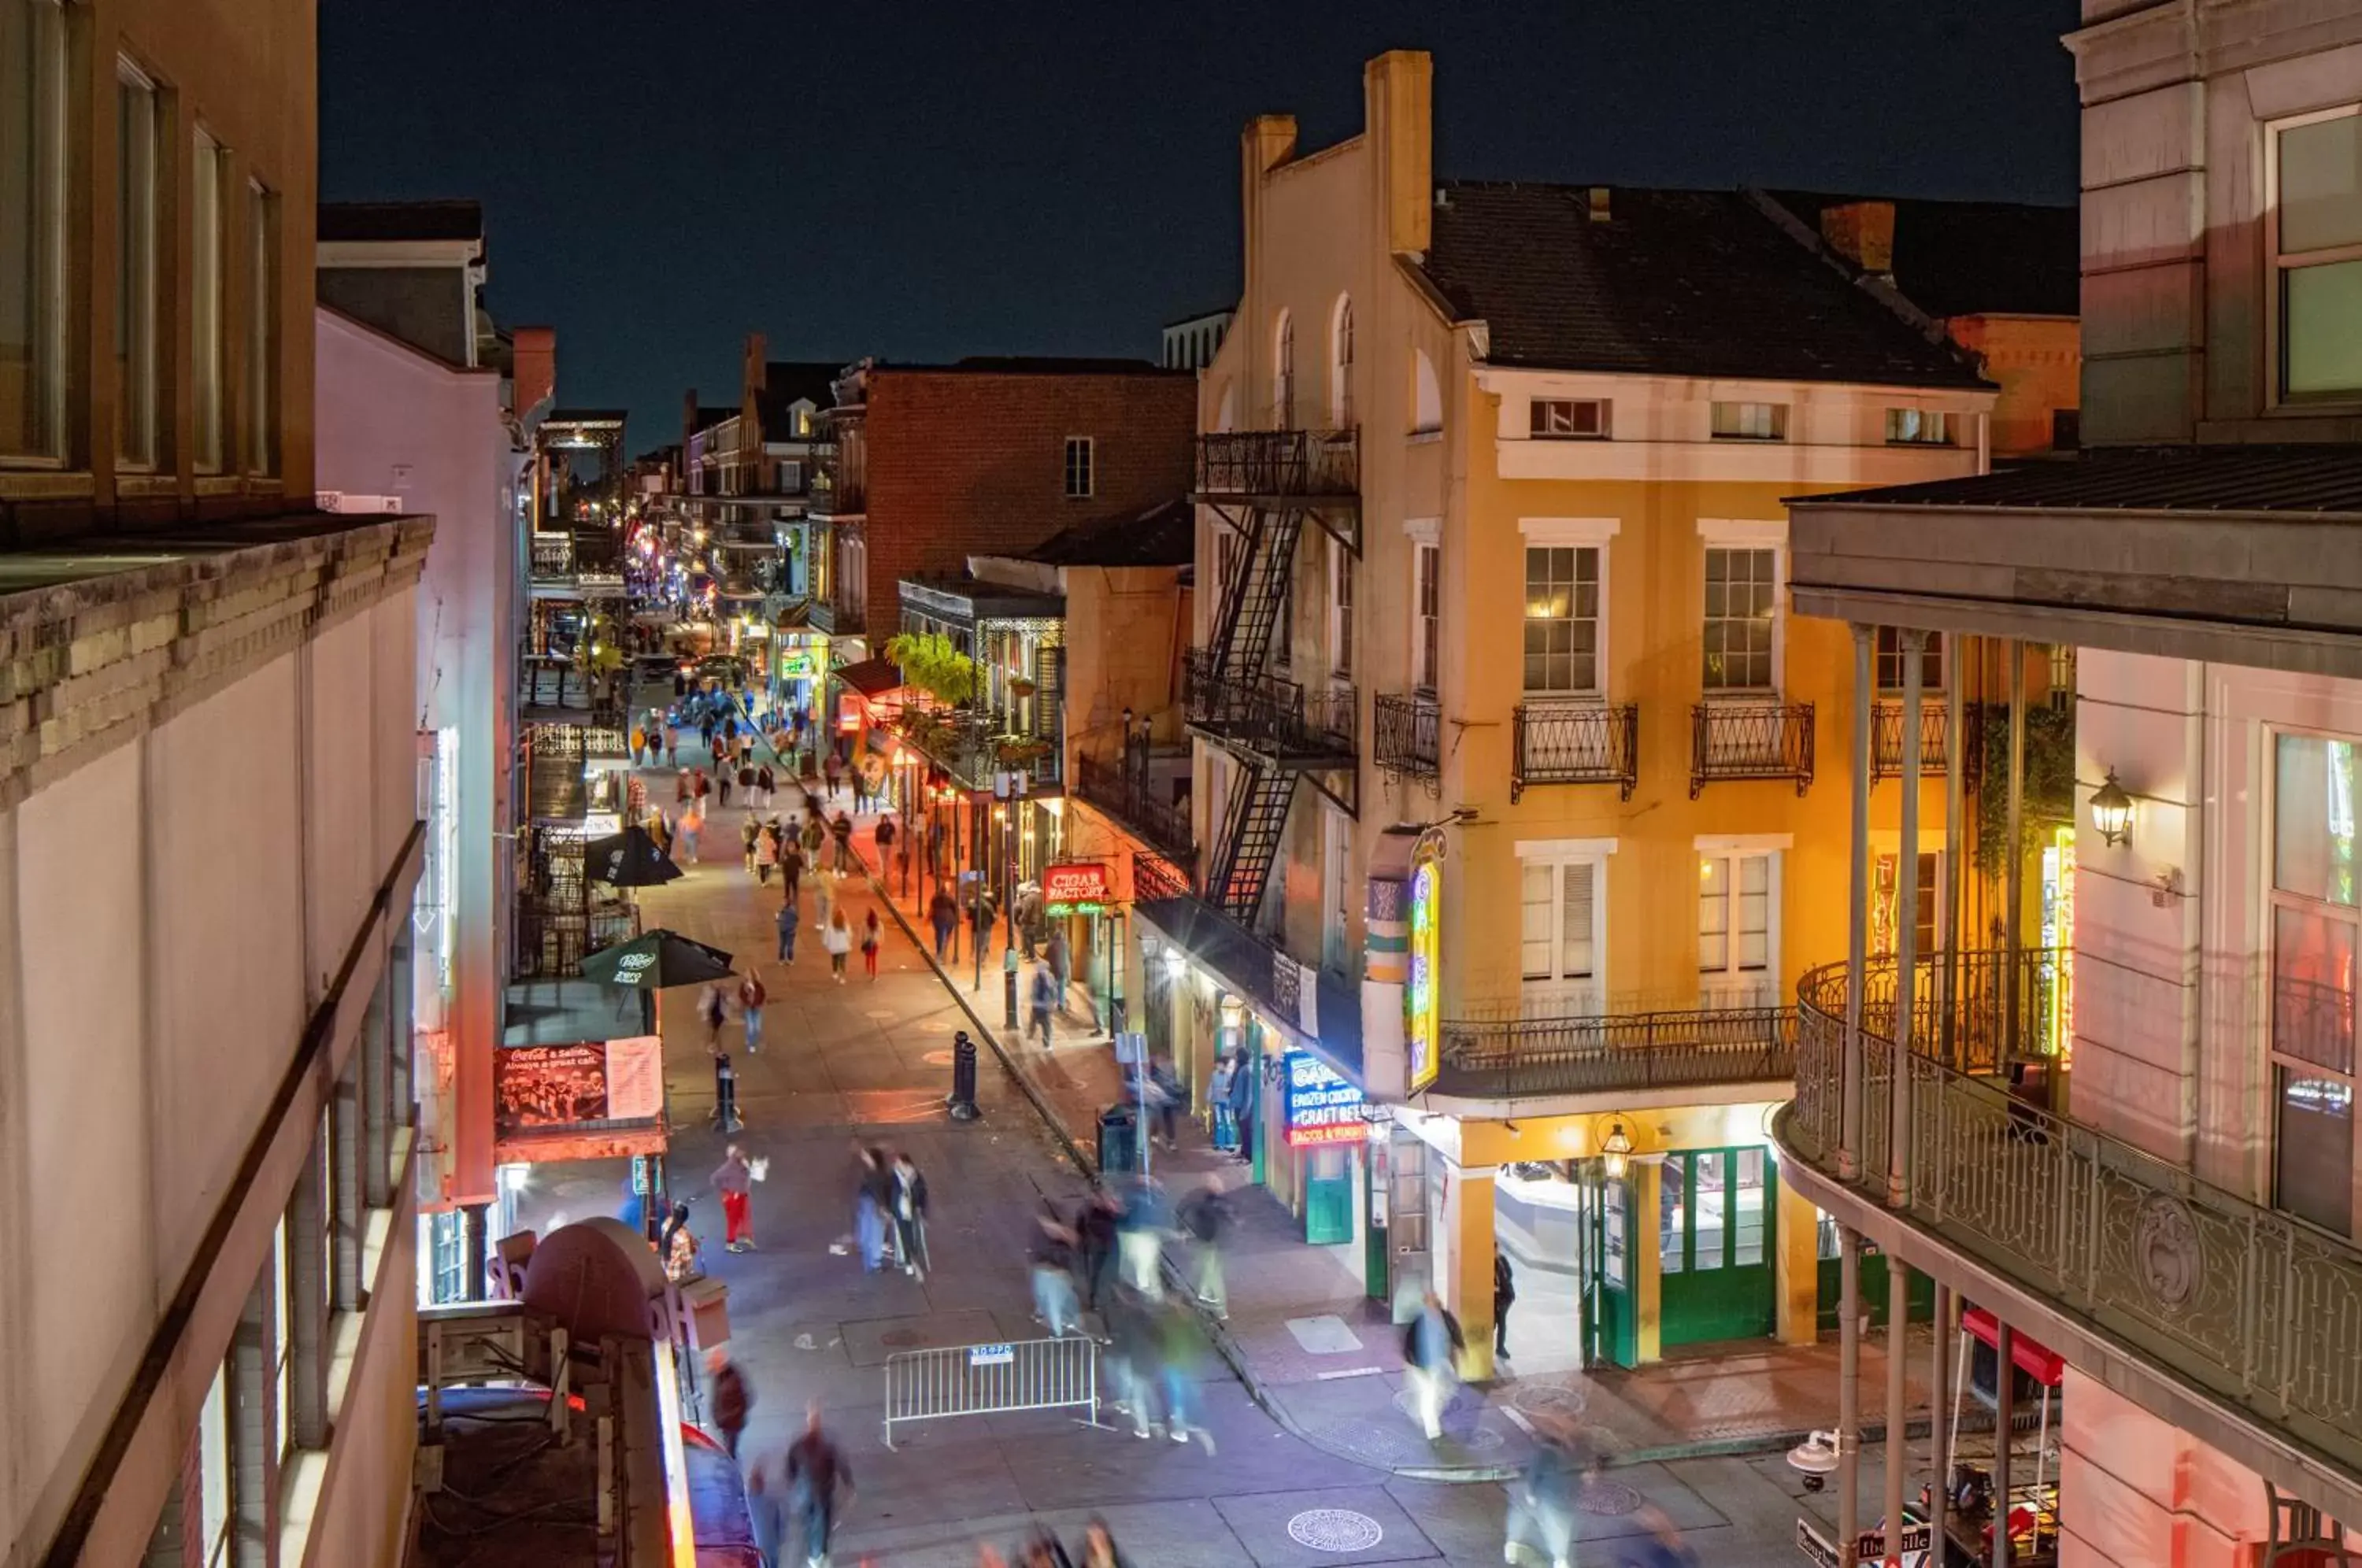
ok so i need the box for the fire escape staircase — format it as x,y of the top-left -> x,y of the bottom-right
1208,764 -> 1298,924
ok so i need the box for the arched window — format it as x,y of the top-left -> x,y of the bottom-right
1215,378 -> 1238,433
1273,310 -> 1294,430
1411,348 -> 1442,435
1330,296 -> 1356,426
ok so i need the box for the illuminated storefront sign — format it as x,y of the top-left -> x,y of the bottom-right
493,1036 -> 667,1162
2041,824 -> 2075,1065
779,651 -> 816,678
1406,836 -> 1443,1093
1042,861 -> 1111,915
1284,1051 -> 1365,1147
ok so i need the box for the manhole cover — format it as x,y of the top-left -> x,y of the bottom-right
921,1049 -> 953,1066
879,1329 -> 921,1347
1511,1384 -> 1589,1418
1575,1477 -> 1644,1518
1287,1509 -> 1384,1552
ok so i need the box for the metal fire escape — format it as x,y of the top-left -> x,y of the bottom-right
1185,430 -> 1361,926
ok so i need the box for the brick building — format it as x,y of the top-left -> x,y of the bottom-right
813,357 -> 1194,673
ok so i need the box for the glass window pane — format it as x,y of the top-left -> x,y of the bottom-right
1733,1149 -> 1766,1267
1562,862 -> 1594,978
1660,1159 -> 1686,1274
115,72 -> 157,468
1693,1152 -> 1727,1270
2275,904 -> 2356,1074
2281,115 -> 2362,254
1604,1180 -> 1627,1286
194,136 -> 226,470
1521,864 -> 1553,980
2276,734 -> 2360,904
2286,260 -> 2362,398
272,1215 -> 291,1452
2,0 -> 63,460
2276,1067 -> 2354,1237
200,1361 -> 231,1552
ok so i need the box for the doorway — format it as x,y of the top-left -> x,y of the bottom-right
1658,1146 -> 1777,1347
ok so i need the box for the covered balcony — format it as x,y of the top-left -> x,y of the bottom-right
1435,1000 -> 1793,1101
1372,692 -> 1440,782
1074,752 -> 1194,865
1512,698 -> 1639,803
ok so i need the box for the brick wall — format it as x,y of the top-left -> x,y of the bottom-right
863,369 -> 1194,634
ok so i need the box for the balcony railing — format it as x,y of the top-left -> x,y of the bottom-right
1512,699 -> 1640,803
1194,429 -> 1360,501
809,472 -> 864,515
1182,649 -> 1357,764
897,706 -> 1062,791
1438,1004 -> 1794,1099
1690,701 -> 1815,797
1075,753 -> 1194,864
1373,693 -> 1440,782
1785,949 -> 2362,1481
529,532 -> 573,577
1871,700 -> 1981,786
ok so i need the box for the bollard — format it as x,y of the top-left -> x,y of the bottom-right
1003,946 -> 1020,1031
713,1052 -> 743,1134
946,1030 -> 980,1121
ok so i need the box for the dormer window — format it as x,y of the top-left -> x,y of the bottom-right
1531,398 -> 1609,439
2274,105 -> 2362,401
1884,408 -> 1954,446
1711,401 -> 1788,441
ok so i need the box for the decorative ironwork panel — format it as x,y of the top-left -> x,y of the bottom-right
1512,700 -> 1639,802
1183,648 -> 1357,763
1195,429 -> 1360,499
1871,700 -> 1981,786
1436,1004 -> 1791,1099
1374,693 -> 1440,782
1690,701 -> 1814,797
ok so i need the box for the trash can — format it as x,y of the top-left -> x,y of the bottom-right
1097,1104 -> 1138,1176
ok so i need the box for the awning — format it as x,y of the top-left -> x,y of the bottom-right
1961,1306 -> 2065,1387
831,656 -> 904,700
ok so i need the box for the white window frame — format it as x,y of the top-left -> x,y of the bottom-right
246,179 -> 280,476
272,1215 -> 293,1463
1519,518 -> 1618,699
2,0 -> 71,466
1697,519 -> 1787,699
1710,400 -> 1789,441
2265,102 -> 2362,409
1883,407 -> 1954,446
1323,804 -> 1352,974
1272,309 -> 1294,429
1869,840 -> 1946,958
193,128 -> 229,473
1330,294 -> 1354,427
1516,838 -> 1613,1015
1529,398 -> 1609,440
199,1357 -> 233,1567
1062,435 -> 1093,499
1875,627 -> 1944,693
1408,525 -> 1441,695
116,60 -> 162,472
1329,534 -> 1353,679
1696,834 -> 1786,1007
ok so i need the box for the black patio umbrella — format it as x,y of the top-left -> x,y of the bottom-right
579,929 -> 735,991
585,823 -> 684,887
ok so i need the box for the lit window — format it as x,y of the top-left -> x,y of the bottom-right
1875,627 -> 1943,692
1523,545 -> 1600,693
1062,435 -> 1093,499
1330,297 -> 1355,426
2274,107 -> 2362,400
1272,310 -> 1294,429
1412,542 -> 1440,693
245,181 -> 280,475
1884,407 -> 1953,445
1520,858 -> 1597,985
2269,731 -> 2361,1236
1711,401 -> 1788,440
2,0 -> 70,462
1530,398 -> 1609,439
115,64 -> 162,469
1699,851 -> 1775,993
193,131 -> 228,472
1702,547 -> 1777,691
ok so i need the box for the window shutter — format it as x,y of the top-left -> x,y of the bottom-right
1563,862 -> 1596,979
1520,864 -> 1554,981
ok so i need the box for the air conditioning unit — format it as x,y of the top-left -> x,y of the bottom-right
317,491 -> 404,514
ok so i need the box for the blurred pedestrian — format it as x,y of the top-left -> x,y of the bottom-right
1502,1417 -> 1580,1568
861,909 -> 881,978
815,871 -> 835,931
1630,1503 -> 1697,1568
706,1348 -> 752,1459
1077,1518 -> 1131,1568
831,809 -> 857,873
823,908 -> 853,982
1227,1049 -> 1258,1168
1176,1178 -> 1230,1318
698,982 -> 728,1052
1075,1190 -> 1120,1311
665,723 -> 680,766
1494,1248 -> 1517,1361
1146,1056 -> 1183,1149
1029,1211 -> 1082,1337
776,898 -> 801,964
853,1145 -> 890,1272
1116,1177 -> 1170,1296
745,1445 -> 787,1568
713,1145 -> 757,1253
676,767 -> 693,808
875,811 -> 898,865
890,1152 -> 931,1280
928,884 -> 958,960
661,1203 -> 701,1282
742,812 -> 762,875
1016,1529 -> 1071,1568
1157,1294 -> 1212,1451
718,764 -> 734,809
1044,928 -> 1071,1014
824,749 -> 842,801
757,818 -> 780,883
739,972 -> 768,1053
784,1404 -> 852,1568
1401,1290 -> 1464,1440
1027,961 -> 1059,1048
756,760 -> 776,810
1103,1282 -> 1161,1439
679,805 -> 704,864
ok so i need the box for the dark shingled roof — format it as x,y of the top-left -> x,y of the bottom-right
756,361 -> 846,433
944,357 -> 1182,376
319,201 -> 483,245
1764,191 -> 2081,320
1793,446 -> 2362,517
690,405 -> 736,434
1024,498 -> 1194,568
1414,183 -> 1989,390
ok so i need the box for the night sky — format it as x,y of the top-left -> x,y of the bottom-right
320,1 -> 2082,453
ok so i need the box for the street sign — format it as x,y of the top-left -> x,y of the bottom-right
1043,861 -> 1112,915
1794,1518 -> 1931,1568
968,1343 -> 1014,1367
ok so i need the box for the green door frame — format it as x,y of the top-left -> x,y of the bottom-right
1594,1174 -> 1637,1368
1658,1145 -> 1778,1348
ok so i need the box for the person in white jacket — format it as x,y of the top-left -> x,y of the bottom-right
821,908 -> 853,983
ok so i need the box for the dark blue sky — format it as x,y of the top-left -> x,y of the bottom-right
320,1 -> 2082,453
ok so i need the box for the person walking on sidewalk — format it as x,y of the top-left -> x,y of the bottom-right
694,767 -> 712,818
861,910 -> 881,979
756,818 -> 780,884
1146,1056 -> 1184,1149
1502,1416 -> 1581,1568
822,908 -> 853,982
1176,1179 -> 1229,1318
890,1152 -> 930,1280
776,898 -> 800,964
823,748 -> 842,802
814,870 -> 835,931
1102,1282 -> 1161,1439
1157,1293 -> 1212,1452
830,810 -> 856,874
1494,1248 -> 1517,1362
875,811 -> 898,870
781,836 -> 806,903
713,1145 -> 757,1253
698,982 -> 729,1052
706,1348 -> 753,1459
802,812 -> 827,863
1028,1211 -> 1081,1337
1027,961 -> 1059,1048
853,1145 -> 892,1272
1401,1290 -> 1464,1441
742,812 -> 762,875
739,973 -> 768,1054
717,763 -> 734,810
679,805 -> 704,866
784,1404 -> 853,1568
1075,1190 -> 1120,1312
661,1203 -> 702,1282
1044,928 -> 1071,1016
665,723 -> 680,767
927,885 -> 957,961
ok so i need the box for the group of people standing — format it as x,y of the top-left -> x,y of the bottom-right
849,1144 -> 932,1280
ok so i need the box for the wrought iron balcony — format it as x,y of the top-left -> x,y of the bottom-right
1193,429 -> 1360,502
1512,698 -> 1640,803
1783,947 -> 2362,1485
1075,753 -> 1194,864
1182,649 -> 1357,767
1436,1002 -> 1793,1100
528,532 -> 574,578
896,707 -> 1061,792
809,471 -> 864,516
1373,693 -> 1440,782
1690,701 -> 1815,797
1870,699 -> 1981,786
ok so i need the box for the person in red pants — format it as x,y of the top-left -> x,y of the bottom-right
713,1144 -> 757,1252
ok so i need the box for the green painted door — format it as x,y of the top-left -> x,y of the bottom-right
1815,1215 -> 1936,1330
1659,1147 -> 1777,1348
1596,1177 -> 1638,1368
1305,1146 -> 1354,1244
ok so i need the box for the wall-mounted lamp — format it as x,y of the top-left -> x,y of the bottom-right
1601,1122 -> 1634,1182
2090,769 -> 2134,848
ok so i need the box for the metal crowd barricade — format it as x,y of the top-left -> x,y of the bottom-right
880,1335 -> 1105,1449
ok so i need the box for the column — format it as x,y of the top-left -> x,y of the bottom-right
1439,1161 -> 1499,1382
1893,630 -> 1924,1207
2005,641 -> 2026,1062
1842,625 -> 1872,1180
1629,1156 -> 1664,1366
1993,1318 -> 2016,1568
1884,1251 -> 1911,1560
1930,1281 -> 1955,1547
1771,1178 -> 1820,1346
1942,636 -> 1966,1069
1837,1224 -> 1863,1567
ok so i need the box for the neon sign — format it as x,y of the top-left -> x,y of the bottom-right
1406,838 -> 1442,1093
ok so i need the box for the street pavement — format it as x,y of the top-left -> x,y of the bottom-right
505,691 -> 1913,1564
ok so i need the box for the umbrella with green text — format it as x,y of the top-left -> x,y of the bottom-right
579,929 -> 735,990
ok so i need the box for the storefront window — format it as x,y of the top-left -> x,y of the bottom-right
2271,731 -> 2362,1235
1733,1149 -> 1767,1267
1659,1159 -> 1686,1275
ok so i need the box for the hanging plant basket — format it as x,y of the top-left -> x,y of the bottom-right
1009,678 -> 1038,698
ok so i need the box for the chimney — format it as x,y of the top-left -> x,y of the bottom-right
682,388 -> 699,453
1588,187 -> 1611,224
510,326 -> 556,422
1820,201 -> 1896,277
1364,50 -> 1434,254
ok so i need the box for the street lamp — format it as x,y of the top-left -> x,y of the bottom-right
2090,768 -> 2134,848
1601,1122 -> 1633,1181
